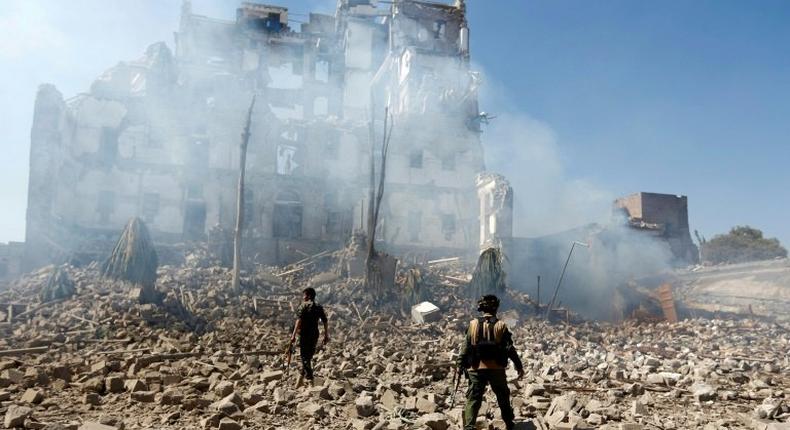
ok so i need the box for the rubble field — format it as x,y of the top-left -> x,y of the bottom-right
1,263 -> 789,430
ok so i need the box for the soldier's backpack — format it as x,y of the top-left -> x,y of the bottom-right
470,316 -> 506,364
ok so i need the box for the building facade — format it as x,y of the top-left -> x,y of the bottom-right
24,0 -> 484,269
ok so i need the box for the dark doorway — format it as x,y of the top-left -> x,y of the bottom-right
183,201 -> 207,240
273,191 -> 302,239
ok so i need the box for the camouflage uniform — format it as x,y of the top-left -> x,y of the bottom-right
457,312 -> 523,430
295,301 -> 327,380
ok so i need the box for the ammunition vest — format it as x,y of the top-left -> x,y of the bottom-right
469,316 -> 508,366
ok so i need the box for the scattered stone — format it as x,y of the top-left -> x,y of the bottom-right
260,371 -> 283,383
355,394 -> 376,417
105,375 -> 124,394
124,379 -> 147,393
130,390 -> 156,403
217,417 -> 242,430
20,388 -> 44,404
4,405 -> 33,429
299,402 -> 326,418
78,423 -> 118,430
83,392 -> 102,405
416,412 -> 449,430
692,382 -> 717,402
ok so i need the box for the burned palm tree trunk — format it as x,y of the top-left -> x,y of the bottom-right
365,106 -> 394,297
232,96 -> 256,293
102,217 -> 159,303
39,265 -> 75,302
468,247 -> 506,299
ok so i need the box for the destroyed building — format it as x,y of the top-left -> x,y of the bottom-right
614,192 -> 699,264
24,0 -> 483,270
0,242 -> 24,282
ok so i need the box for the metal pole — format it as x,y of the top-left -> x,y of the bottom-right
544,241 -> 589,320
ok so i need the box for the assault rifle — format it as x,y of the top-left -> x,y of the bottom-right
283,340 -> 294,378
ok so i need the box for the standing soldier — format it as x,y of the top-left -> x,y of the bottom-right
290,287 -> 329,386
457,294 -> 524,430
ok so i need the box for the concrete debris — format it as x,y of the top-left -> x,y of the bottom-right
4,404 -> 32,428
411,301 -> 441,324
0,255 -> 787,430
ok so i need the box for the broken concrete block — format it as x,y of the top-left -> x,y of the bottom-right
4,405 -> 33,428
217,417 -> 241,430
351,418 -> 373,430
355,394 -> 375,417
525,383 -> 546,397
160,387 -> 184,405
124,379 -> 147,392
200,413 -> 223,430
380,389 -> 398,410
1,368 -> 24,385
645,373 -> 665,385
416,396 -> 438,413
299,402 -> 326,417
78,422 -> 118,430
130,390 -> 156,403
83,392 -> 101,405
161,411 -> 180,424
416,412 -> 449,430
244,400 -> 271,415
51,365 -> 71,382
214,380 -> 234,397
105,375 -> 124,394
82,377 -> 105,394
692,382 -> 716,402
273,387 -> 294,405
631,400 -> 648,416
310,271 -> 340,286
260,370 -> 283,383
411,301 -> 441,324
91,361 -> 108,375
20,388 -> 44,404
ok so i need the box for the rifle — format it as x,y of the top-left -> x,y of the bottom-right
449,366 -> 464,409
282,340 -> 294,377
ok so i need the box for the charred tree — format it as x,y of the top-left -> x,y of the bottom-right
468,247 -> 506,299
39,265 -> 75,302
102,217 -> 160,303
231,96 -> 256,293
365,107 -> 394,298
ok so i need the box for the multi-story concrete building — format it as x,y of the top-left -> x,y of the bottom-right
24,0 -> 484,269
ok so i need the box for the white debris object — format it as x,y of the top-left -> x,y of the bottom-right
411,301 -> 441,324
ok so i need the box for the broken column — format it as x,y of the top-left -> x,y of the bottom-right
476,173 -> 513,250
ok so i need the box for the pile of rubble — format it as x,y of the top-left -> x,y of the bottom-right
0,261 -> 788,430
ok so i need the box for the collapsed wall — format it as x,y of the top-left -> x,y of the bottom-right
24,0 -> 484,270
614,192 -> 699,265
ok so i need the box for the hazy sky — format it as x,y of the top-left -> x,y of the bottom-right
1,0 -> 788,246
